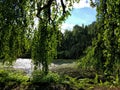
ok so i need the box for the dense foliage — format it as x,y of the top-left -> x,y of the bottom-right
0,69 -> 29,90
0,0 -> 81,73
79,0 -> 120,76
31,0 -> 81,74
57,22 -> 97,59
0,0 -> 120,89
0,0 -> 31,64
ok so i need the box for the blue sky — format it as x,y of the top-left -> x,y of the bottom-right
61,0 -> 97,32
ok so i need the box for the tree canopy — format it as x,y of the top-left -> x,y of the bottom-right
0,0 -> 30,64
80,0 -> 120,76
1,0 -> 119,76
0,0 -> 83,73
57,22 -> 97,59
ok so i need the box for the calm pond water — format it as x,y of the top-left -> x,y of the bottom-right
13,58 -> 34,75
13,58 -> 57,75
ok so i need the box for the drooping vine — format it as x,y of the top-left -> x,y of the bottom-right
0,0 -> 32,64
80,0 -> 120,75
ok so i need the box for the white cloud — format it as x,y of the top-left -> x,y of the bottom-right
60,0 -> 96,32
61,23 -> 74,33
57,0 -> 94,9
73,0 -> 91,8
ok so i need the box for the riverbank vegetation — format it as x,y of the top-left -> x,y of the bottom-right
1,60 -> 120,90
0,0 -> 120,90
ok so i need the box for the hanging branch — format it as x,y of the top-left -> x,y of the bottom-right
48,7 -> 51,22
60,0 -> 66,15
37,0 -> 67,20
36,0 -> 54,18
90,0 -> 97,7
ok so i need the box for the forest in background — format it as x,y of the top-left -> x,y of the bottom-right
57,22 -> 97,59
0,0 -> 120,90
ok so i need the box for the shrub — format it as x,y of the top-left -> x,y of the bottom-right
31,70 -> 60,83
0,69 -> 29,85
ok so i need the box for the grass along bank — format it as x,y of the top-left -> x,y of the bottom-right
0,59 -> 120,90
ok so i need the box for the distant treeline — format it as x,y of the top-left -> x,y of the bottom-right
57,22 -> 98,59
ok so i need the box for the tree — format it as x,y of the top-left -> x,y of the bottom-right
80,0 -> 120,75
31,0 -> 81,74
94,0 -> 120,75
57,24 -> 92,59
0,0 -> 31,64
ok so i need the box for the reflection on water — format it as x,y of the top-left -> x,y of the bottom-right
13,58 -> 56,75
13,58 -> 34,75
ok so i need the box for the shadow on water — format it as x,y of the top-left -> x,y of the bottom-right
52,59 -> 75,65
